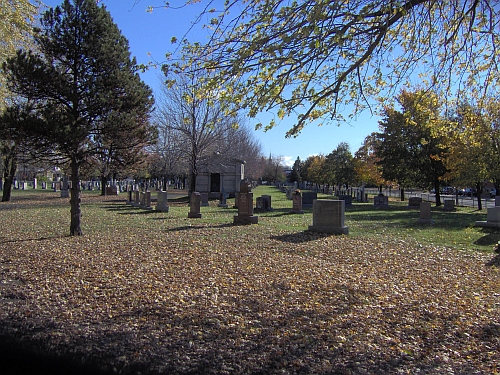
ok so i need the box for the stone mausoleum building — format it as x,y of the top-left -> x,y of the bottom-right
196,156 -> 245,198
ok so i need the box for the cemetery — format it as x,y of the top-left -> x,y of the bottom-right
0,185 -> 498,375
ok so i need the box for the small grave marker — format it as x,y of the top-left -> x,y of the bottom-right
308,199 -> 348,234
418,201 -> 433,224
188,192 -> 202,218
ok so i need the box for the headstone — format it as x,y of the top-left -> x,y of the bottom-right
262,195 -> 272,211
308,199 -> 348,234
255,196 -> 264,210
144,191 -> 152,210
218,188 -> 228,208
495,196 -> 500,207
188,192 -> 202,218
126,190 -> 133,205
408,196 -> 422,208
233,181 -> 258,224
290,190 -> 304,214
475,206 -> 500,228
14,180 -> 19,190
22,182 -> 28,190
41,182 -> 47,190
156,191 -> 169,212
418,201 -> 433,224
338,194 -> 352,207
443,199 -> 455,211
60,178 -> 69,198
374,193 -> 389,208
33,178 -> 37,190
140,192 -> 146,208
105,185 -> 118,195
201,192 -> 209,207
302,192 -> 317,209
133,190 -> 140,207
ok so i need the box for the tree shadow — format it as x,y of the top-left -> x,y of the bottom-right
270,231 -> 333,243
0,234 -> 69,244
486,253 -> 500,267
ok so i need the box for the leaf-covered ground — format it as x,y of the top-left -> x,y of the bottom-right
0,193 -> 499,374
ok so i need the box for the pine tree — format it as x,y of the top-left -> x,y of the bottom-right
4,0 -> 154,235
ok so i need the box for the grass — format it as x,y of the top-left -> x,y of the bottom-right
3,184 -> 497,253
1,185 -> 498,374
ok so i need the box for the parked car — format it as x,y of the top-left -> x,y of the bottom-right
443,186 -> 455,195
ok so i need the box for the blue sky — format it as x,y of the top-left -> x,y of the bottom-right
40,0 -> 382,166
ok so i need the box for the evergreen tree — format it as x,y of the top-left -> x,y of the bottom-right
3,0 -> 154,235
290,156 -> 302,184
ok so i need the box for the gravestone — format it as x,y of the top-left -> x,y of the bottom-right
188,192 -> 202,218
443,199 -> 455,211
156,191 -> 170,212
302,192 -> 317,209
255,196 -> 264,210
201,192 -> 209,207
41,182 -> 47,190
133,190 -> 140,207
234,181 -> 258,224
33,178 -> 37,190
290,190 -> 304,214
338,194 -> 352,207
22,182 -> 28,190
105,185 -> 118,195
374,193 -> 389,208
140,192 -> 146,208
408,197 -> 422,208
475,206 -> 500,228
126,190 -> 133,205
218,188 -> 228,208
308,199 -> 348,234
143,191 -> 152,210
262,195 -> 272,211
60,178 -> 69,198
418,201 -> 433,224
495,196 -> 500,207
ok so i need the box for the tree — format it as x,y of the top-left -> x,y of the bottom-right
301,154 -> 326,188
0,0 -> 39,108
354,133 -> 386,188
175,0 -> 500,137
290,156 -> 302,184
4,0 -> 154,235
156,69 -> 241,197
324,142 -> 356,192
376,89 -> 448,205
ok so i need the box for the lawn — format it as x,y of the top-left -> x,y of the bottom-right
0,186 -> 498,374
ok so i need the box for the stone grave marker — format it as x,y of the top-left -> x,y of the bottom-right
133,190 -> 140,207
156,191 -> 169,212
255,196 -> 264,210
33,178 -> 37,189
60,178 -> 69,198
105,185 -> 118,195
308,199 -> 348,234
374,194 -> 389,208
302,192 -> 317,209
126,190 -> 133,205
234,181 -> 258,224
408,196 -> 422,209
188,192 -> 202,218
201,192 -> 209,207
262,195 -> 272,211
143,191 -> 152,210
495,196 -> 500,207
443,199 -> 455,211
338,194 -> 352,207
218,188 -> 228,208
290,190 -> 304,214
41,182 -> 47,190
475,206 -> 500,228
418,201 -> 433,224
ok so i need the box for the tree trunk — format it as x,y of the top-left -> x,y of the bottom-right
434,180 -> 441,207
1,146 -> 17,202
400,187 -> 405,201
101,175 -> 108,196
69,161 -> 83,236
476,181 -> 482,210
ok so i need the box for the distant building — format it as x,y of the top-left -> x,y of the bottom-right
196,156 -> 245,198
